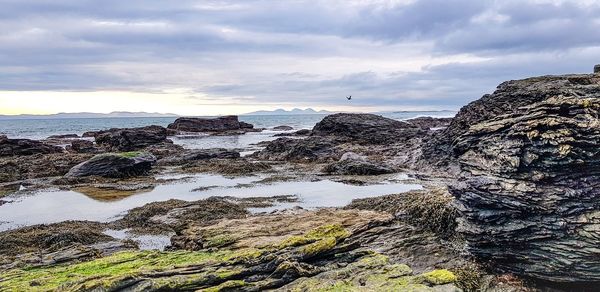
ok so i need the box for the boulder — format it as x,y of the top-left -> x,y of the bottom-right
0,136 -> 63,157
436,74 -> 600,282
65,152 -> 156,178
312,113 -> 423,144
273,125 -> 294,131
167,116 -> 254,133
94,125 -> 168,152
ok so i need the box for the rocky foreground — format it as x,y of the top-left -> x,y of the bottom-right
1,71 -> 600,291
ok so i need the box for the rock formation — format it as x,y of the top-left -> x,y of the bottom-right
93,125 -> 169,152
432,73 -> 600,282
65,152 -> 156,178
0,135 -> 63,157
167,116 -> 254,133
312,113 -> 423,144
255,113 -> 425,162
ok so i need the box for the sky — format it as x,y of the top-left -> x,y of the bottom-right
1,0 -> 599,115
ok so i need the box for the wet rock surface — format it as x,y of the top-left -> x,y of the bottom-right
323,158 -> 394,175
93,125 -> 169,152
0,135 -> 63,157
65,152 -> 157,178
273,125 -> 294,131
430,74 -> 600,282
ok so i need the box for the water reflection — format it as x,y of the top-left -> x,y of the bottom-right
0,174 -> 421,231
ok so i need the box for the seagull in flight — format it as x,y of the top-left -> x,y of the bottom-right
346,95 -> 352,100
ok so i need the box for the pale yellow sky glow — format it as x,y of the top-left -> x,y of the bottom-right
0,91 -> 376,116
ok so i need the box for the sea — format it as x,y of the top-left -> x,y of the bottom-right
0,111 -> 456,141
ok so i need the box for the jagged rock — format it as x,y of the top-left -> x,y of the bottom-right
158,148 -> 240,165
406,117 -> 453,130
167,116 -> 254,132
0,136 -> 63,157
66,140 -> 97,153
594,64 -> 600,73
435,74 -> 600,282
94,125 -> 169,152
65,152 -> 156,178
273,125 -> 294,131
323,158 -> 393,175
312,113 -> 423,144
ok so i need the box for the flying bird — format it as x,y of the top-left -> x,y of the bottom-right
346,95 -> 352,100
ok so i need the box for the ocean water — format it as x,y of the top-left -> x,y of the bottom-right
0,111 -> 456,141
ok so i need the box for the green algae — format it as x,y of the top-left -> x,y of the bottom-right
0,249 -> 257,291
284,254 -> 435,292
419,269 -> 457,285
118,151 -> 144,158
279,224 -> 351,249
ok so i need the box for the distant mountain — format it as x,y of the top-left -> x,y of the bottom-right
243,108 -> 334,115
0,111 -> 178,120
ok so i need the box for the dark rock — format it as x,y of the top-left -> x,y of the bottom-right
65,152 -> 156,178
159,148 -> 240,165
253,137 -> 341,162
274,129 -> 311,137
82,131 -> 97,138
594,64 -> 600,73
94,125 -> 169,152
47,134 -> 79,139
273,125 -> 294,131
405,117 -> 453,130
323,159 -> 393,175
312,113 -> 423,144
435,74 -> 600,282
0,136 -> 63,157
167,116 -> 254,132
67,140 -> 97,153
0,153 -> 93,183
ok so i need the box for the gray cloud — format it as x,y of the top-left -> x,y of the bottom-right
0,0 -> 599,111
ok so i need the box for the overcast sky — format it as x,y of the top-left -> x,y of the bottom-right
1,0 -> 599,115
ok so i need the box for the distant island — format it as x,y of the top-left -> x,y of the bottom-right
0,111 -> 178,120
243,108 -> 334,115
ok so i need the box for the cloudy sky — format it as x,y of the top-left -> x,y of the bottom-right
1,0 -> 599,115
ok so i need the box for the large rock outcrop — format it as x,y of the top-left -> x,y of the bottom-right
93,125 -> 169,152
255,113 -> 425,162
312,113 -> 423,144
167,116 -> 254,133
65,152 -> 156,178
435,74 -> 600,282
0,135 -> 63,157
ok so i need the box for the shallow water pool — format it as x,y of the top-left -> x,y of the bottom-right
0,173 -> 421,231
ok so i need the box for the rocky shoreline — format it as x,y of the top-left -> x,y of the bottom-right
1,72 -> 600,291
